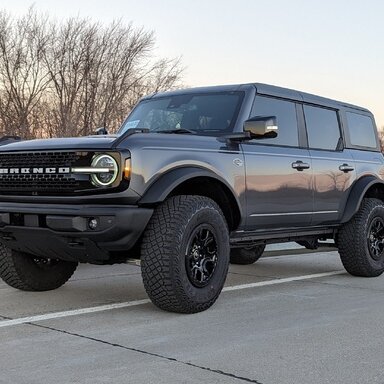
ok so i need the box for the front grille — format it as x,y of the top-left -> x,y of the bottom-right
0,173 -> 79,191
0,151 -> 80,168
0,151 -> 94,195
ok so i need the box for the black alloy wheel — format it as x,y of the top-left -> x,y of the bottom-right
141,195 -> 230,313
338,198 -> 384,277
32,256 -> 60,269
367,217 -> 384,261
185,225 -> 218,288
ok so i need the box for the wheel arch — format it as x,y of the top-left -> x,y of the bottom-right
138,167 -> 242,231
341,176 -> 384,223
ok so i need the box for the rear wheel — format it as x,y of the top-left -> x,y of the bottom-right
0,243 -> 78,291
141,195 -> 230,313
338,198 -> 384,277
230,244 -> 266,265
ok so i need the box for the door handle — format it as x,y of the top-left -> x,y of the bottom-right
291,161 -> 310,171
339,163 -> 354,173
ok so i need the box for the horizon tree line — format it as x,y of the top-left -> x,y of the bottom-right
0,8 -> 183,139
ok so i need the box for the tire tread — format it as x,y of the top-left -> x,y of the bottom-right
338,198 -> 384,277
141,195 -> 229,313
0,244 -> 77,291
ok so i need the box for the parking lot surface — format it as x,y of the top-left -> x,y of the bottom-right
1,250 -> 384,384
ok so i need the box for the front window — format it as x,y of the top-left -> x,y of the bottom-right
118,92 -> 244,136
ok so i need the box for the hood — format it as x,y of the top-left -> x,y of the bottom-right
0,135 -> 118,152
0,131 -> 222,153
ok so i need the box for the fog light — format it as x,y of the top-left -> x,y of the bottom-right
88,218 -> 99,230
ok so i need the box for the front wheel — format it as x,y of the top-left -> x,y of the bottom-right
0,244 -> 78,291
338,198 -> 384,277
141,195 -> 230,313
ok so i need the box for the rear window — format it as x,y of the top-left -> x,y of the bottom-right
304,105 -> 341,151
346,112 -> 377,148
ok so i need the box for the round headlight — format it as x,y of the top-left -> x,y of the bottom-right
91,154 -> 118,187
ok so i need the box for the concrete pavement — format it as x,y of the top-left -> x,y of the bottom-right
1,251 -> 383,384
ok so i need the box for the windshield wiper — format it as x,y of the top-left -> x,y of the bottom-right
156,128 -> 197,134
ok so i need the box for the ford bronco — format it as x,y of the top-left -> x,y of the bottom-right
0,83 -> 383,313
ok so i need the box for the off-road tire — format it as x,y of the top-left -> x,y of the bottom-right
141,195 -> 230,313
338,198 -> 384,277
0,243 -> 78,291
230,244 -> 266,265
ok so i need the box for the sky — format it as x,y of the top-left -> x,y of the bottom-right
1,0 -> 383,127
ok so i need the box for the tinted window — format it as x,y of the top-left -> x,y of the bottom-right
304,105 -> 340,150
346,112 -> 377,148
250,96 -> 299,147
119,92 -> 243,137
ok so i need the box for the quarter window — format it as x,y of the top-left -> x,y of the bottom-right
346,112 -> 377,148
250,96 -> 299,147
304,105 -> 341,151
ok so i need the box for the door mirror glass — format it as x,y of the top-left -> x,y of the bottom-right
243,116 -> 278,138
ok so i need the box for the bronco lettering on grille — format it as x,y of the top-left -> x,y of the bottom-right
0,167 -> 71,175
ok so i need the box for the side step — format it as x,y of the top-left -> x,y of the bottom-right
230,226 -> 337,247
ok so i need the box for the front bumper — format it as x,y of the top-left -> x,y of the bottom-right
0,202 -> 153,262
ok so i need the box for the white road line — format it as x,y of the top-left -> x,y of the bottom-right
0,299 -> 151,329
0,270 -> 344,329
222,270 -> 344,292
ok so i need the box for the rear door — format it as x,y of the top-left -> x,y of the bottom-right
302,104 -> 356,225
242,96 -> 313,230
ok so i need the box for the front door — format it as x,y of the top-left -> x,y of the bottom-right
242,96 -> 313,230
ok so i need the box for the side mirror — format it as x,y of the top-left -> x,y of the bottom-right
243,116 -> 278,139
95,127 -> 108,135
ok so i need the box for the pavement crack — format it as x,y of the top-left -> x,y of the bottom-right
30,322 -> 263,384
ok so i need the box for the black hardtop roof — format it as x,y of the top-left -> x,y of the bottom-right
146,83 -> 370,114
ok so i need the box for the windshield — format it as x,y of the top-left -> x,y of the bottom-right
118,92 -> 244,136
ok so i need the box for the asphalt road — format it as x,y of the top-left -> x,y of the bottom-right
1,250 -> 384,384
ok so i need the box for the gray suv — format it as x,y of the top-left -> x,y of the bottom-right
0,83 -> 383,313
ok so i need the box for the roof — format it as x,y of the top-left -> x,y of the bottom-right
146,82 -> 370,114
254,83 -> 370,113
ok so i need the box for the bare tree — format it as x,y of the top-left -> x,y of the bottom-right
378,128 -> 384,152
0,9 -> 51,138
0,9 -> 184,138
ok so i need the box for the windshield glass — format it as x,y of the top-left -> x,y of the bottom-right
118,92 -> 244,136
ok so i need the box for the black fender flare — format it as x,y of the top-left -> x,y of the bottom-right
138,166 -> 242,214
341,176 -> 384,223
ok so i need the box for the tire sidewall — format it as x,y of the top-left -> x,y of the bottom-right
1,246 -> 78,291
362,204 -> 384,271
